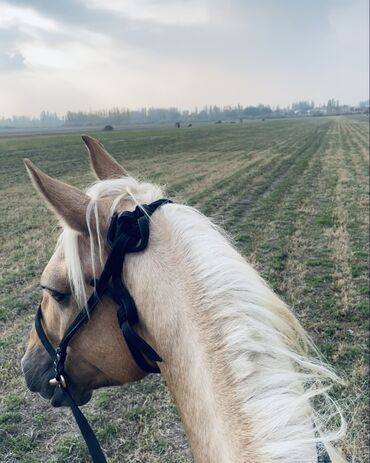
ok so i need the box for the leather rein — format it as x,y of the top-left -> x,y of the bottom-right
34,199 -> 171,463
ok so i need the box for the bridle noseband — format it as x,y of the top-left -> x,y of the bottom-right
34,199 -> 171,463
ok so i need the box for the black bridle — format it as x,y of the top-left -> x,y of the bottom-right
34,199 -> 171,463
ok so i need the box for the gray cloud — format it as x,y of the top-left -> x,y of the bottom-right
0,0 -> 368,116
0,0 -> 363,68
0,51 -> 26,71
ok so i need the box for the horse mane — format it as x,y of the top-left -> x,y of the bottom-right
162,203 -> 347,462
60,177 -> 346,462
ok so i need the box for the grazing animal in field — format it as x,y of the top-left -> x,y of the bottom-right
21,136 -> 346,463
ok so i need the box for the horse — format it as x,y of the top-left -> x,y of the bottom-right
21,135 -> 347,462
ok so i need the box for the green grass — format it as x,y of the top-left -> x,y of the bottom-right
0,116 -> 368,462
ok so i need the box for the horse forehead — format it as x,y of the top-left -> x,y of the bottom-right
41,244 -> 69,290
41,233 -> 92,288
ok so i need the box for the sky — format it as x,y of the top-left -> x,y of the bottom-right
0,0 -> 368,118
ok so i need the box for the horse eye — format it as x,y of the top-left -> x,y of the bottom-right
51,291 -> 68,303
42,286 -> 69,304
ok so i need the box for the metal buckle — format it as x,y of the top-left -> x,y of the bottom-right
49,374 -> 67,388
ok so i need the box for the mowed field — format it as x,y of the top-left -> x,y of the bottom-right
0,116 -> 368,462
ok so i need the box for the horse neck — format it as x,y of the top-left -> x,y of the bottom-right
124,212 -> 261,463
125,206 -> 319,463
156,300 -> 256,463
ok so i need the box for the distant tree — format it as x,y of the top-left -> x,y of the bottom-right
243,105 -> 272,118
359,99 -> 370,108
326,98 -> 337,113
292,101 -> 313,112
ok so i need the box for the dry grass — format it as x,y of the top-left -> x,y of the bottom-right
0,117 -> 368,462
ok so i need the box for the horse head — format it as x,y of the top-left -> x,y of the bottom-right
21,136 -> 158,407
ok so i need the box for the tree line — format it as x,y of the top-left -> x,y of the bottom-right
1,100 -> 368,129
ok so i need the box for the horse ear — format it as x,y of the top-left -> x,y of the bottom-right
82,135 -> 127,180
23,159 -> 90,233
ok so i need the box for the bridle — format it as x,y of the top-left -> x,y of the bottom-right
34,198 -> 171,463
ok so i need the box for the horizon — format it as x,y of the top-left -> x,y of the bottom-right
1,97 -> 369,121
0,0 -> 368,118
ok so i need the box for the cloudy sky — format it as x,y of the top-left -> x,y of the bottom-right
0,0 -> 368,117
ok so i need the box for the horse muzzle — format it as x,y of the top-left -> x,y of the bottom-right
21,347 -> 92,407
21,346 -> 54,393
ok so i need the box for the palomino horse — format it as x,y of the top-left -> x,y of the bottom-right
21,136 -> 346,462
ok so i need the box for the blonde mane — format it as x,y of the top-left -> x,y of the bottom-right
60,177 -> 346,462
162,203 -> 347,462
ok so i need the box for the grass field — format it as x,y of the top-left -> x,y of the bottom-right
0,116 -> 368,462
